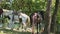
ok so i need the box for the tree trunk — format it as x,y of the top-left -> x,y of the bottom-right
51,0 -> 59,33
43,0 -> 52,34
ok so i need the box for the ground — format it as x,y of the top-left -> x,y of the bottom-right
0,28 -> 31,34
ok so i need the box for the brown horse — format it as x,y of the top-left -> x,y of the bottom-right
30,12 -> 43,26
30,11 -> 45,34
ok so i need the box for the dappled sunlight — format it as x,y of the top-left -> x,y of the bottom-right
0,31 -> 6,34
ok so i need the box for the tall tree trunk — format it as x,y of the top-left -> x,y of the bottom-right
43,0 -> 52,34
51,0 -> 59,33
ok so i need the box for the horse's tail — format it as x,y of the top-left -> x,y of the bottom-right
27,16 -> 30,27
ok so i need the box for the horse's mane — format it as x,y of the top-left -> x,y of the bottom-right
38,10 -> 45,20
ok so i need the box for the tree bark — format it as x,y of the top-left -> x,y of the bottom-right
51,0 -> 59,33
43,0 -> 52,34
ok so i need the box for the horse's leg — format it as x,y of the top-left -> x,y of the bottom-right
37,22 -> 39,34
40,22 -> 44,34
22,23 -> 27,32
38,23 -> 40,33
22,23 -> 23,29
39,22 -> 41,34
24,23 -> 26,29
31,21 -> 35,34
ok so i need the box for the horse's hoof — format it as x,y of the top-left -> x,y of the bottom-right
22,29 -> 26,32
26,28 -> 32,32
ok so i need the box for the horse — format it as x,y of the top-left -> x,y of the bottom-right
18,12 -> 30,31
0,9 -> 15,29
30,12 -> 43,26
30,11 -> 45,34
0,8 -> 11,26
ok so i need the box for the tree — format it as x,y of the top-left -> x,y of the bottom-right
43,0 -> 52,34
51,0 -> 59,33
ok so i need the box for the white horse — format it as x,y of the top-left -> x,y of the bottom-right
2,9 -> 15,29
18,12 -> 30,31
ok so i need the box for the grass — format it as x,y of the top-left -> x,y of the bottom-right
0,23 -> 42,34
0,28 -> 31,34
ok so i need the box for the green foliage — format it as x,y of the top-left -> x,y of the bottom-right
0,0 -> 10,9
0,0 -> 60,23
57,7 -> 60,24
